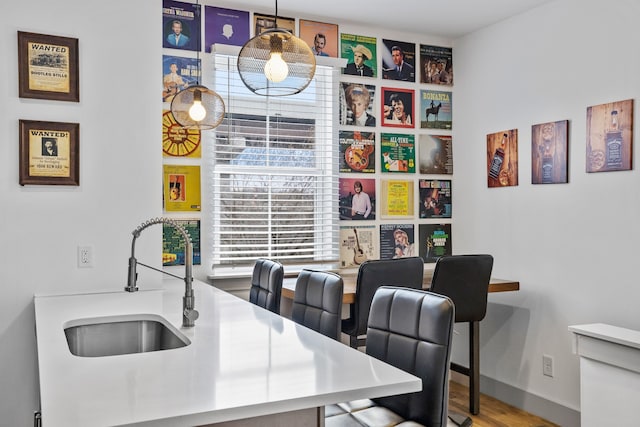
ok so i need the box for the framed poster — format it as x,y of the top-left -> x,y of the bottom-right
18,31 -> 79,102
19,120 -> 79,186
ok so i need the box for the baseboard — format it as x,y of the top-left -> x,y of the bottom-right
450,372 -> 580,427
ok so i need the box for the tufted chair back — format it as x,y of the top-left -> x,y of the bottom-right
249,258 -> 284,314
291,269 -> 344,340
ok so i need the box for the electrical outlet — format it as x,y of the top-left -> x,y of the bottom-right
78,246 -> 94,268
543,354 -> 554,377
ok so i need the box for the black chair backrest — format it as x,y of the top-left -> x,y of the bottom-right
429,254 -> 494,323
292,269 -> 344,340
349,257 -> 424,338
367,286 -> 455,427
249,258 -> 284,314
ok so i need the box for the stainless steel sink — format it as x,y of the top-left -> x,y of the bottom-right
64,314 -> 190,357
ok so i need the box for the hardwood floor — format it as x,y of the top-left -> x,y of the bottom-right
448,381 -> 560,427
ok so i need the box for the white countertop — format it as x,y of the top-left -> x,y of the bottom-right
568,323 -> 640,350
35,279 -> 421,427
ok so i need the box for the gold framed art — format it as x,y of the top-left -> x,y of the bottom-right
18,31 -> 79,102
19,120 -> 80,186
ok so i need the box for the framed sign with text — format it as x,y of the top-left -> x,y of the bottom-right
18,31 -> 79,102
19,120 -> 79,186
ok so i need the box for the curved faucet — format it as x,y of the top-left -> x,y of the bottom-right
125,217 -> 199,327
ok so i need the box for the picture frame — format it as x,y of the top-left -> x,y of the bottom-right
18,31 -> 79,102
381,87 -> 415,128
586,99 -> 633,173
19,120 -> 79,186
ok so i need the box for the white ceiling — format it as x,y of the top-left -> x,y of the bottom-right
228,0 -> 554,38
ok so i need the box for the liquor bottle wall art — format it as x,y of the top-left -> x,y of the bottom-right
487,129 -> 518,188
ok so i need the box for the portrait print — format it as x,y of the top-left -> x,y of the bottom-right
340,82 -> 376,127
381,87 -> 414,128
163,0 -> 201,51
381,39 -> 415,82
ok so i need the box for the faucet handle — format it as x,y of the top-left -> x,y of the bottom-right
182,308 -> 200,326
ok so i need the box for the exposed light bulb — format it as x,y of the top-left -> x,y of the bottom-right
188,89 -> 206,121
264,52 -> 288,83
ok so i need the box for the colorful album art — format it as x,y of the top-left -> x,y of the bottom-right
381,39 -> 415,82
163,165 -> 201,211
162,110 -> 201,158
380,223 -> 415,260
418,224 -> 452,264
339,225 -> 378,268
341,33 -> 377,78
162,0 -> 201,51
163,219 -> 201,266
162,55 -> 200,102
420,90 -> 452,130
339,177 -> 376,220
380,133 -> 415,173
418,134 -> 453,175
340,82 -> 376,127
381,87 -> 414,128
339,131 -> 375,173
379,179 -> 414,218
419,44 -> 453,85
204,6 -> 250,50
419,179 -> 451,218
300,19 -> 338,58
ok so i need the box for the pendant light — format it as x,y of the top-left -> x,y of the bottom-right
237,0 -> 316,96
170,3 -> 225,130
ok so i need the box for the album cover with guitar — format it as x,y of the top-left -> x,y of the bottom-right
162,55 -> 200,102
339,131 -> 375,173
339,225 -> 378,268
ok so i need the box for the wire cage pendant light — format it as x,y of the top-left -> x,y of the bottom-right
170,2 -> 225,130
171,84 -> 225,130
237,1 -> 316,96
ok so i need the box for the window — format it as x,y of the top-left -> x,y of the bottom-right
207,52 -> 339,270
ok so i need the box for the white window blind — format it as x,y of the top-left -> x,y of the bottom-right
207,52 -> 339,269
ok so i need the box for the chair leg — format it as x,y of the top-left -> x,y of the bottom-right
469,321 -> 480,415
350,335 -> 358,348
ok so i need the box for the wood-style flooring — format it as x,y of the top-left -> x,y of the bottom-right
448,381 -> 560,427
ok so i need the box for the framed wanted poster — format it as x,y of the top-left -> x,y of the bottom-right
18,31 -> 79,102
19,120 -> 79,186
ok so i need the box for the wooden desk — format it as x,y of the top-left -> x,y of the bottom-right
282,274 -> 519,304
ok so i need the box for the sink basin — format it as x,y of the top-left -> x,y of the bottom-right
64,313 -> 190,357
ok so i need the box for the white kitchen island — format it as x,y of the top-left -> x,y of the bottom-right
34,279 -> 421,427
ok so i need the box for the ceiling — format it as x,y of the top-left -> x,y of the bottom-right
229,0 -> 554,38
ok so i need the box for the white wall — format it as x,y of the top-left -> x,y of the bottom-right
5,0 -> 636,424
0,0 -> 160,425
454,0 -> 640,423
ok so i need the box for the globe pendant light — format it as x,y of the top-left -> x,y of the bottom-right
170,3 -> 225,130
237,0 -> 316,96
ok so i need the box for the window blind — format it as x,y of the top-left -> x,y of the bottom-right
206,53 -> 339,268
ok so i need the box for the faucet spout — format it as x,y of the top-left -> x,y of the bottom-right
125,217 -> 199,327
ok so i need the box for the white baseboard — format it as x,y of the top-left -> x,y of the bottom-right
450,372 -> 580,427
